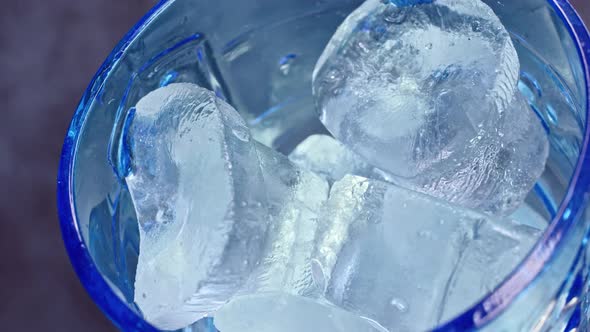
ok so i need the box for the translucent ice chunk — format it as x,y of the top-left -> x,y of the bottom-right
214,292 -> 386,332
313,175 -> 541,331
313,0 -> 548,214
127,83 -> 270,330
288,134 -> 389,184
250,143 -> 330,296
406,93 -> 549,214
126,83 -> 329,330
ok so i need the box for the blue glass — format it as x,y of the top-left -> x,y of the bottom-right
57,0 -> 590,331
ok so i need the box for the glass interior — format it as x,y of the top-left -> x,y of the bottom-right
63,0 -> 590,331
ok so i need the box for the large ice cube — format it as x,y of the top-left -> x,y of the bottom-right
214,292 -> 386,332
127,83 -> 270,329
313,0 -> 548,214
312,175 -> 541,331
288,134 -> 389,184
126,83 -> 329,330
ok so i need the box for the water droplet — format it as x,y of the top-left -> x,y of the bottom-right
326,68 -> 341,82
402,202 -> 408,208
278,53 -> 297,75
232,127 -> 250,142
243,259 -> 249,266
439,219 -> 445,225
390,298 -> 409,312
425,43 -> 433,50
357,41 -> 370,53
471,20 -> 482,32
240,201 -> 248,207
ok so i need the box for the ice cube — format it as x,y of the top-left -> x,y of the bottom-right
127,83 -> 270,329
313,0 -> 548,214
406,93 -> 549,214
126,83 -> 329,330
249,143 -> 330,296
288,134 -> 390,184
214,292 -> 386,332
312,175 -> 541,331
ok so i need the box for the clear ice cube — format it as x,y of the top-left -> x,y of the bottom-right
214,292 -> 386,332
249,142 -> 330,296
313,0 -> 548,214
288,134 -> 389,184
127,83 -> 270,329
312,175 -> 541,331
407,93 -> 549,214
126,83 -> 329,329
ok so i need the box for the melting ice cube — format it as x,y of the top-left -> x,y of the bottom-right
313,0 -> 548,214
312,175 -> 541,331
126,83 -> 328,329
127,83 -> 270,329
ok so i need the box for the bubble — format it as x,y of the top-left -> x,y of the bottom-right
390,298 -> 409,313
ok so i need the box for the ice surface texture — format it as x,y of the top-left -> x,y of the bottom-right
127,83 -> 328,329
313,0 -> 548,214
312,175 -> 541,331
127,83 -> 269,329
289,134 -> 390,184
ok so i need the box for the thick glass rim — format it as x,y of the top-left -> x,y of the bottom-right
56,0 -> 590,330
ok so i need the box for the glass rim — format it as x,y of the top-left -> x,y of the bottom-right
56,0 -> 590,330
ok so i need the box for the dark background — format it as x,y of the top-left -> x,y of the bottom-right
0,1 -> 588,331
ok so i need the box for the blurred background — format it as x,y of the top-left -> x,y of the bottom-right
0,1 -> 588,331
